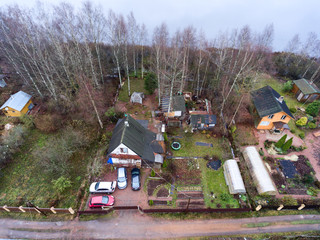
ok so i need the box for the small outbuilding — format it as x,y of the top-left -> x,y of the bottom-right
223,159 -> 246,194
0,74 -> 6,88
189,114 -> 217,130
292,78 -> 320,102
130,92 -> 144,104
243,146 -> 277,195
0,90 -> 34,117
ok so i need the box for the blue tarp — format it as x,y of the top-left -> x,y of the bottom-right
107,157 -> 113,164
196,142 -> 213,147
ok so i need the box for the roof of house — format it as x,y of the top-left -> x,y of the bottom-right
190,114 -> 217,127
251,86 -> 294,119
161,95 -> 186,113
0,91 -> 32,111
293,78 -> 320,95
108,115 -> 163,163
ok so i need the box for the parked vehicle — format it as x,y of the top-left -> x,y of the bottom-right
117,167 -> 127,189
131,168 -> 141,191
89,181 -> 116,194
89,195 -> 115,208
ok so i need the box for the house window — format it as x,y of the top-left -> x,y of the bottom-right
260,121 -> 270,126
120,148 -> 128,153
281,115 -> 287,120
268,114 -> 274,119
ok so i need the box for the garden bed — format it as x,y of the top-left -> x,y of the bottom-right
174,159 -> 202,185
147,179 -> 165,196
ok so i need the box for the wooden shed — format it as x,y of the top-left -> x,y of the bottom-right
0,91 -> 34,117
292,78 -> 320,102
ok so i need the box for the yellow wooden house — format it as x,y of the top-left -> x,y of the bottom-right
0,91 -> 34,117
251,86 -> 294,132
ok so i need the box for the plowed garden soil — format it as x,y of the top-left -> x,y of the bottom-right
175,159 -> 202,185
156,187 -> 169,197
147,179 -> 165,196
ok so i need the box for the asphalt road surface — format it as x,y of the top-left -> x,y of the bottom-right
0,211 -> 320,239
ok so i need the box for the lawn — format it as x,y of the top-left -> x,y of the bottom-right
200,159 -> 240,208
170,131 -> 239,208
118,78 -> 147,102
172,132 -> 231,159
253,74 -> 307,109
0,129 -> 94,208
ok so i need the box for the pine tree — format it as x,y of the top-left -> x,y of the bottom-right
275,134 -> 287,148
282,137 -> 293,151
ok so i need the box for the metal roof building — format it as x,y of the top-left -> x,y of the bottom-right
223,159 -> 246,194
243,146 -> 277,195
0,91 -> 32,111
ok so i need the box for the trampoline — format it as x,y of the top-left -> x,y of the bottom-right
171,141 -> 181,150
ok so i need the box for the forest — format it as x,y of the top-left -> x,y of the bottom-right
0,1 -> 320,128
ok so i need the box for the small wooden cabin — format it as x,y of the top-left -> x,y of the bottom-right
292,78 -> 320,103
0,91 -> 34,117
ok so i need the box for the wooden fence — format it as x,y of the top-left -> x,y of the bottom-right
0,205 -> 75,215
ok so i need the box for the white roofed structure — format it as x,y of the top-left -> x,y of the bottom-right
130,92 -> 144,104
243,146 -> 277,195
0,91 -> 32,111
223,159 -> 246,194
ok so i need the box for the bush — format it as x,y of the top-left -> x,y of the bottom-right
308,122 -> 317,129
150,169 -> 156,177
295,117 -> 307,127
34,114 -> 62,133
281,196 -> 297,205
20,115 -> 34,129
144,72 -> 157,94
290,129 -> 296,133
299,132 -> 305,139
105,107 -> 124,123
148,200 -> 154,206
3,125 -> 28,149
33,128 -> 89,177
289,107 -> 297,113
305,101 -> 320,117
162,160 -> 168,168
282,80 -> 293,92
163,132 -> 168,142
52,176 -> 72,199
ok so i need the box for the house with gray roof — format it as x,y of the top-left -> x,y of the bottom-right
107,115 -> 164,168
292,78 -> 320,102
0,91 -> 34,117
251,86 -> 294,132
161,95 -> 186,118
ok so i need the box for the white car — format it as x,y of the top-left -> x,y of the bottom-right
89,181 -> 117,194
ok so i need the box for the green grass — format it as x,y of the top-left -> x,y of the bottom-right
254,75 -> 307,109
243,222 -> 273,228
173,132 -> 231,158
0,129 -> 94,208
291,219 -> 320,225
200,159 -> 239,208
118,78 -> 147,102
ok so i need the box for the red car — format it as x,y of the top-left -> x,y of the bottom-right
89,195 -> 115,208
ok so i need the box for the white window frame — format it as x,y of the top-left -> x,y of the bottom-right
268,114 -> 274,119
281,115 -> 287,120
120,148 -> 128,153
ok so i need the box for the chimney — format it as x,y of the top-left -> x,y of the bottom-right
278,96 -> 284,103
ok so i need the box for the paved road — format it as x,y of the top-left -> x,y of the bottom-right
0,211 -> 320,239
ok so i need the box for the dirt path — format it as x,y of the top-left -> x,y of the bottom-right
1,212 -> 320,239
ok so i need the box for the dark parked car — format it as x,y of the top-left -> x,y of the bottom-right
88,195 -> 115,208
117,167 -> 127,189
131,168 -> 141,191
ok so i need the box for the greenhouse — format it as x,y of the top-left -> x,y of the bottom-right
223,159 -> 246,194
243,146 -> 277,195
